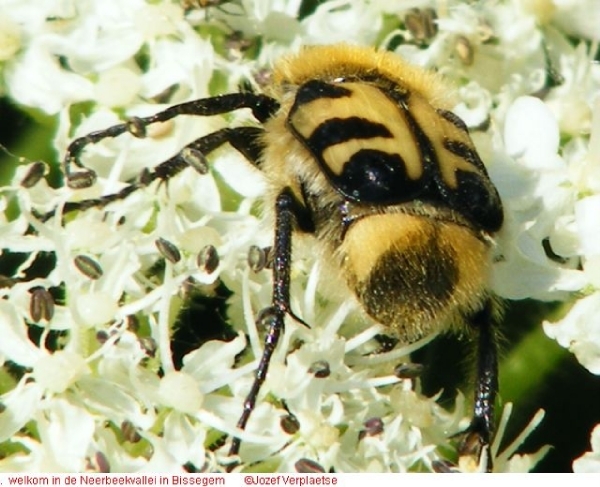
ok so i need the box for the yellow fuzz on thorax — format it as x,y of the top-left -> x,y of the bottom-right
271,43 -> 455,109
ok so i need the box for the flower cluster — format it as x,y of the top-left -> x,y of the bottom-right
0,0 -> 598,473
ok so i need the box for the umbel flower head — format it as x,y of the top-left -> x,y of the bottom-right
0,0 -> 599,473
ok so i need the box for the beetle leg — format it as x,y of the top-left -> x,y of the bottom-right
43,126 -> 265,221
460,300 -> 498,472
229,188 -> 298,457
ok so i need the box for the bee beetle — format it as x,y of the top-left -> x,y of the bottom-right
62,44 -> 503,470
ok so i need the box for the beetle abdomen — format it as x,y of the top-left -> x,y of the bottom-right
340,212 -> 491,339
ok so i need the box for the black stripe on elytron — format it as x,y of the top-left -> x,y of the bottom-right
443,139 -> 487,173
306,117 -> 393,156
437,108 -> 469,133
294,79 -> 352,106
391,94 -> 438,170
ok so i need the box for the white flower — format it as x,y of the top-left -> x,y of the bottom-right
302,0 -> 384,45
33,350 -> 88,393
573,424 -> 600,473
551,0 -> 600,41
491,405 -> 550,473
0,13 -> 21,62
158,371 -> 204,415
0,398 -> 95,472
395,2 -> 545,95
544,292 -> 600,374
491,96 -> 586,300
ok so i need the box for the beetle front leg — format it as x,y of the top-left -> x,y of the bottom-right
229,188 -> 298,458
